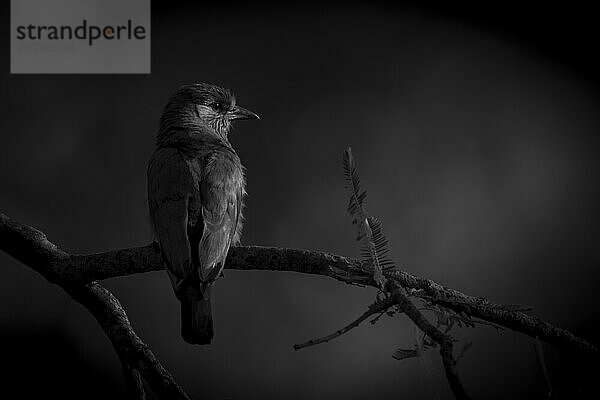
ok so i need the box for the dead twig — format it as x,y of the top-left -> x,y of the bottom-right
293,296 -> 396,350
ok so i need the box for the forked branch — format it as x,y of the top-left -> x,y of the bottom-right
0,212 -> 596,399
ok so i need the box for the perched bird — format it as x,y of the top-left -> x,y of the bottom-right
148,83 -> 258,344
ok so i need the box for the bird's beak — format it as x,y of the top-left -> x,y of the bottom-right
228,106 -> 260,120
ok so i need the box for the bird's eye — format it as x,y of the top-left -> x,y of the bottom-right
212,102 -> 222,111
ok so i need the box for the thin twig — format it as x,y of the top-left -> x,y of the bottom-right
293,296 -> 396,350
369,308 -> 390,325
454,342 -> 473,364
419,306 -> 505,332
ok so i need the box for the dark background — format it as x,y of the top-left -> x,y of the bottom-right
1,1 -> 599,399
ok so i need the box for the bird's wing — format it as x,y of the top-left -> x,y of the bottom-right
148,147 -> 195,295
197,158 -> 243,284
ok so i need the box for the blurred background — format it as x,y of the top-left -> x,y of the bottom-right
1,1 -> 599,399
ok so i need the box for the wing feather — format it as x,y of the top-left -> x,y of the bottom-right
148,148 -> 195,294
197,156 -> 243,283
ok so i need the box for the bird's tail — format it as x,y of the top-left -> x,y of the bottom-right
181,287 -> 213,345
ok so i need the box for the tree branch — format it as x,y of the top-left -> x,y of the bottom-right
393,287 -> 471,400
0,212 -> 593,355
0,211 -> 597,399
0,213 -> 190,400
64,283 -> 190,400
119,355 -> 147,400
294,284 -> 474,399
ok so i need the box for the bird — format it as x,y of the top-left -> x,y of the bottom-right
147,83 -> 258,345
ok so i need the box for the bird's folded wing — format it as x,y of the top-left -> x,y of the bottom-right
198,179 -> 241,282
148,148 -> 195,294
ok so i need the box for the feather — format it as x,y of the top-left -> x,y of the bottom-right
342,147 -> 392,289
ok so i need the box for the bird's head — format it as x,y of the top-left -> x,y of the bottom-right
158,83 -> 259,146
